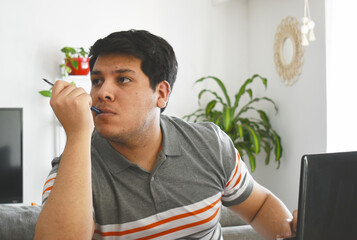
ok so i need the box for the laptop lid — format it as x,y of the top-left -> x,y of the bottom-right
296,151 -> 357,240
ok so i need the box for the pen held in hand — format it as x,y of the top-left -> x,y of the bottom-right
42,78 -> 102,114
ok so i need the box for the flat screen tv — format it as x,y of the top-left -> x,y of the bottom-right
0,108 -> 23,203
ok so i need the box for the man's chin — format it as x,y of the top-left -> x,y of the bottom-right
95,125 -> 115,137
95,126 -> 124,142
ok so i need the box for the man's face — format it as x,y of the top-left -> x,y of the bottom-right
90,54 -> 161,143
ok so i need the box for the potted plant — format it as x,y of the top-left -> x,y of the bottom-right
60,47 -> 90,76
39,46 -> 87,97
183,74 -> 282,172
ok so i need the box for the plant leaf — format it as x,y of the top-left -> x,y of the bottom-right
234,106 -> 257,120
214,115 -> 222,126
246,89 -> 253,99
237,97 -> 278,118
79,47 -> 88,57
242,124 -> 261,154
198,89 -> 225,106
71,59 -> 79,70
193,113 -> 206,122
257,110 -> 271,128
39,90 -> 52,97
233,74 -> 268,109
223,106 -> 233,132
241,144 -> 256,172
250,74 -> 267,89
183,109 -> 204,121
233,77 -> 253,109
61,47 -> 76,58
238,124 -> 243,139
65,66 -> 72,73
261,97 -> 278,113
205,100 -> 217,116
272,130 -> 283,165
262,140 -> 272,165
67,47 -> 77,55
195,76 -> 231,107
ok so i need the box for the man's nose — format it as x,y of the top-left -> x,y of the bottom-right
97,81 -> 115,102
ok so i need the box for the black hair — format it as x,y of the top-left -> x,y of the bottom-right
89,30 -> 178,113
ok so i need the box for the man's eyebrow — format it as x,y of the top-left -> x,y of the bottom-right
114,69 -> 136,74
91,69 -> 136,75
91,70 -> 101,75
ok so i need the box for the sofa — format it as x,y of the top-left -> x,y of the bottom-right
220,206 -> 262,240
0,204 -> 262,240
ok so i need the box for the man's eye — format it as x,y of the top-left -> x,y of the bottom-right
91,79 -> 103,86
118,77 -> 131,84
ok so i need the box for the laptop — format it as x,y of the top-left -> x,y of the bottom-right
285,151 -> 357,240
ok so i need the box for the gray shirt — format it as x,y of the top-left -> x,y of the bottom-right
42,115 -> 254,239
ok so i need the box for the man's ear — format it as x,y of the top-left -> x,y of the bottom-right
156,81 -> 171,109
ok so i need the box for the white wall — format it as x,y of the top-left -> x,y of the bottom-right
0,0 -> 249,205
247,0 -> 326,211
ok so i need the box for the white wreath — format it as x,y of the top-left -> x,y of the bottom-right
274,16 -> 304,86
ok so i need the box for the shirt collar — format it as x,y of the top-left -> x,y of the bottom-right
91,116 -> 182,174
160,115 -> 182,157
92,130 -> 134,174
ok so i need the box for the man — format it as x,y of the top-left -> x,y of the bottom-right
35,30 -> 297,240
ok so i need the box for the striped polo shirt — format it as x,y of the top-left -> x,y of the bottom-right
42,115 -> 254,239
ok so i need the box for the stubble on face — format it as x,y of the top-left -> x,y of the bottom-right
90,54 -> 161,148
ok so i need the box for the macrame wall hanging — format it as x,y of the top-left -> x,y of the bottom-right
301,0 -> 316,46
274,16 -> 304,86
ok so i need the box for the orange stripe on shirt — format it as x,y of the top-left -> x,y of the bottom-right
225,152 -> 240,187
44,177 -> 56,186
42,186 -> 53,196
232,173 -> 242,189
95,197 -> 221,237
135,207 -> 220,240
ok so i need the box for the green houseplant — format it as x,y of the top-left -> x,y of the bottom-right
39,47 -> 87,97
183,74 -> 282,172
60,47 -> 89,76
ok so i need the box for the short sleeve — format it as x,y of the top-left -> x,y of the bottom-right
201,122 -> 255,207
41,157 -> 60,205
221,149 -> 254,206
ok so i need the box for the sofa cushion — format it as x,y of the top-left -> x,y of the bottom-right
220,206 -> 248,227
0,205 -> 41,240
222,225 -> 263,240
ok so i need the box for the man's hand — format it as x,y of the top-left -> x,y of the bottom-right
276,209 -> 298,239
35,80 -> 94,239
50,80 -> 94,136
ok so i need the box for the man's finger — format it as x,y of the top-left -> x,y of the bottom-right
51,80 -> 72,97
292,209 -> 298,232
280,218 -> 293,238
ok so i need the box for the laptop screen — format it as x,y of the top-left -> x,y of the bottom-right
297,151 -> 357,239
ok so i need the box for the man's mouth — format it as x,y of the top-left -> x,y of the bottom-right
97,107 -> 116,115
